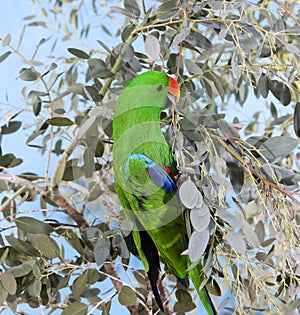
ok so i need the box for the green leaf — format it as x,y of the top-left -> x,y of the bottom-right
258,136 -> 298,162
19,68 -> 38,81
28,90 -> 49,98
0,153 -> 22,169
124,0 -> 140,16
174,289 -> 197,312
61,301 -> 88,315
63,165 -> 83,181
0,51 -> 11,63
26,279 -> 42,297
2,271 -> 17,295
82,147 -> 94,178
15,216 -> 54,234
111,6 -> 134,18
33,97 -> 42,116
84,85 -> 103,102
86,269 -> 100,285
118,286 -> 136,306
1,196 -> 16,221
47,117 -> 74,126
206,278 -> 222,296
32,234 -> 60,259
258,74 -> 269,98
186,30 -> 213,50
0,248 -> 9,265
65,230 -> 84,255
68,48 -> 90,59
95,141 -> 105,158
269,80 -> 291,106
6,235 -> 40,256
0,121 -> 22,135
0,281 -> 8,305
87,58 -> 112,79
6,293 -> 17,312
72,271 -> 88,298
227,162 -> 244,194
145,34 -> 160,61
9,260 -> 35,278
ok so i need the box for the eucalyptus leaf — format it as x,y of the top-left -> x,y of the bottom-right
173,27 -> 190,48
2,33 -> 11,46
61,302 -> 88,315
185,59 -> 203,76
258,136 -> 298,162
67,48 -> 90,59
2,271 -> 17,295
15,216 -> 54,234
190,206 -> 211,232
94,238 -> 110,266
216,208 -> 244,228
0,51 -> 11,63
145,34 -> 160,61
0,282 -> 8,305
188,229 -> 210,262
118,286 -> 136,306
32,234 -> 60,259
47,117 -> 74,126
226,231 -> 246,254
19,68 -> 38,81
293,102 -> 300,137
258,74 -> 269,98
124,0 -> 140,16
179,180 -> 201,209
72,271 -> 88,298
174,289 -> 197,312
9,260 -> 35,278
0,121 -> 22,135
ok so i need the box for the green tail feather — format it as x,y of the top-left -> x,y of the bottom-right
188,264 -> 218,315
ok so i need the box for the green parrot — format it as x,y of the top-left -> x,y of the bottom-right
113,71 -> 217,315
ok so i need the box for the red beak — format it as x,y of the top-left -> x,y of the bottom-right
168,76 -> 180,102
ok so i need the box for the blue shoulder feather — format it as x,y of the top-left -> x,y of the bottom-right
124,153 -> 177,194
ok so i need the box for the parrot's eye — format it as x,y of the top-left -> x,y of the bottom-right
156,85 -> 163,92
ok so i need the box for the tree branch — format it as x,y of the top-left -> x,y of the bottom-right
158,277 -> 172,315
51,185 -> 89,228
104,261 -> 139,315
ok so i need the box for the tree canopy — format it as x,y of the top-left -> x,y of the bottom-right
0,1 -> 299,314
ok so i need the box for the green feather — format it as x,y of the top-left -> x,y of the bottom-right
113,71 -> 217,314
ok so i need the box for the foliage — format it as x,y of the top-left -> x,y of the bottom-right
0,0 -> 300,314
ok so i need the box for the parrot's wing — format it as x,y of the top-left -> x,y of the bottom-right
122,154 -> 188,277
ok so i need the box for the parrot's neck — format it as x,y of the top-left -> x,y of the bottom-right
113,106 -> 162,142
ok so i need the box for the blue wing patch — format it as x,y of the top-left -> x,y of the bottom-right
124,154 -> 177,194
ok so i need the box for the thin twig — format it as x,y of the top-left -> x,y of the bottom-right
273,0 -> 300,26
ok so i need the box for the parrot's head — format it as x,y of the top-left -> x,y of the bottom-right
125,71 -> 180,103
168,76 -> 180,103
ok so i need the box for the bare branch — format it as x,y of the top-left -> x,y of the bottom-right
104,260 -> 139,315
